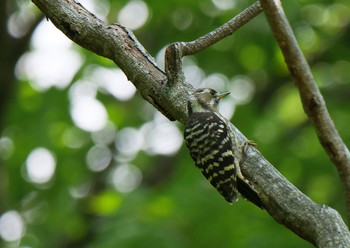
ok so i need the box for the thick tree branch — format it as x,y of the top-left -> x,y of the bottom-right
32,0 -> 192,123
261,0 -> 350,222
31,0 -> 350,247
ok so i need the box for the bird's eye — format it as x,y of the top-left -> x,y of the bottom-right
209,89 -> 216,95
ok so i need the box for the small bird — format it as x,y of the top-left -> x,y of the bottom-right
184,88 -> 263,208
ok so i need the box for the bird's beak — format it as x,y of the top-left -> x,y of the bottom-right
218,91 -> 230,99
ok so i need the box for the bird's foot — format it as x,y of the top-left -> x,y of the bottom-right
240,140 -> 258,152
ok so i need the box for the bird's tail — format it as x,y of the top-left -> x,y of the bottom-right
237,177 -> 264,209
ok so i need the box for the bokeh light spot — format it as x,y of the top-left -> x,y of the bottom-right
111,164 -> 142,193
307,174 -> 336,204
229,75 -> 255,104
0,137 -> 14,160
183,59 -> 205,88
211,0 -> 236,10
86,145 -> 112,172
90,191 -> 122,215
118,0 -> 149,30
276,87 -> 307,127
295,23 -> 318,52
7,2 -> 36,38
92,67 -> 136,101
115,128 -> 143,157
78,0 -> 110,21
218,100 -> 236,120
302,4 -> 327,27
69,80 -> 98,101
155,46 -> 167,71
25,147 -> 56,184
201,73 -> 228,91
172,9 -> 193,30
70,97 -> 108,132
147,122 -> 182,155
15,20 -> 83,91
0,211 -> 25,242
70,182 -> 92,199
91,121 -> 116,145
141,114 -> 183,155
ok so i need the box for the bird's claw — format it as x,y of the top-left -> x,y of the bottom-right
240,140 -> 259,152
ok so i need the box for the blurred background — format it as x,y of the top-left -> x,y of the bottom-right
1,0 -> 350,247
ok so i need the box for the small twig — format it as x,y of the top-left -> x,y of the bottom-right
182,1 -> 263,56
165,1 -> 263,86
261,0 -> 350,222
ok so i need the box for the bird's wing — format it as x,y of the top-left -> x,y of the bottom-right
184,112 -> 238,203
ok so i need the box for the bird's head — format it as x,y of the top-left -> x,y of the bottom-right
188,88 -> 230,114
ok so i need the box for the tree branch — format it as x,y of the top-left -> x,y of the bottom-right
261,0 -> 350,222
164,1 -> 263,87
31,0 -> 350,247
181,1 -> 263,56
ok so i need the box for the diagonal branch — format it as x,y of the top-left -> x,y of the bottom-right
31,0 -> 350,247
261,0 -> 350,222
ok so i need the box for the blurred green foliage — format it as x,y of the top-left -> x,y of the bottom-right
1,0 -> 350,247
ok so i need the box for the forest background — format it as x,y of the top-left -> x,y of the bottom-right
1,0 -> 350,247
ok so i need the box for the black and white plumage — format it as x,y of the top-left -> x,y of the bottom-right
184,88 -> 263,208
